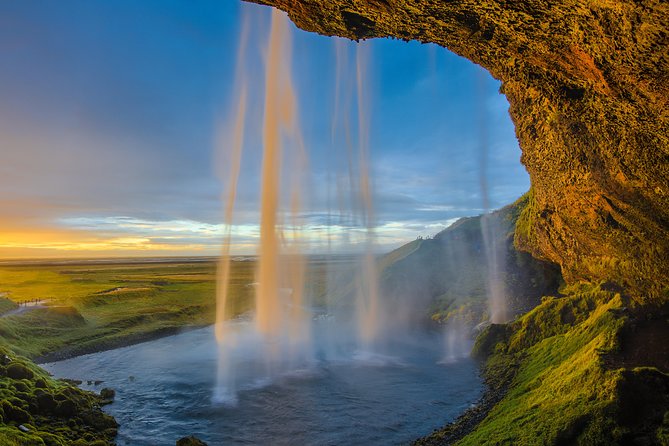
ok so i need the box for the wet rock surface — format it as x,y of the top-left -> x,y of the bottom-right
246,0 -> 669,299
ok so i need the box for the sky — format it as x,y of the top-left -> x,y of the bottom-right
0,1 -> 529,259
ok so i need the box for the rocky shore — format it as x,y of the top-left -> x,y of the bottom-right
0,346 -> 117,445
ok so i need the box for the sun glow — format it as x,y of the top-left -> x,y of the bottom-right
0,216 -> 457,259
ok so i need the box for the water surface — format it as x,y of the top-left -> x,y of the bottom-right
44,325 -> 481,445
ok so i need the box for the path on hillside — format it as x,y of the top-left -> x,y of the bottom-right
0,299 -> 50,318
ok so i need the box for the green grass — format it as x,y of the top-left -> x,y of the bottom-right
0,297 -> 17,315
0,258 -> 343,444
458,284 -> 668,445
0,261 -> 256,359
0,258 -> 346,359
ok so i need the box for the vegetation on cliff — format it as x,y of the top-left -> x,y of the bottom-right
0,346 -> 117,445
413,266 -> 668,445
375,195 -> 561,327
459,284 -> 667,445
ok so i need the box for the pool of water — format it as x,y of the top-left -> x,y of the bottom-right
44,325 -> 482,445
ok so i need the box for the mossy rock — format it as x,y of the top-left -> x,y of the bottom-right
3,403 -> 32,424
99,388 -> 115,400
6,363 -> 34,380
12,381 -> 29,393
471,323 -> 512,360
0,348 -> 117,444
54,400 -> 76,418
35,392 -> 57,414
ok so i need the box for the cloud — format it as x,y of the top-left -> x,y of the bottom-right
0,2 -> 529,259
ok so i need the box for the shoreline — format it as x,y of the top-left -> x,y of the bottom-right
35,323 -> 211,364
413,372 -> 508,445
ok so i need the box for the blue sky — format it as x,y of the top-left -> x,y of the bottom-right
0,1 -> 528,257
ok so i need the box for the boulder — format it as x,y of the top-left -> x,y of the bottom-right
176,435 -> 209,446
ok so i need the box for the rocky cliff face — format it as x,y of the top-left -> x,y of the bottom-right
247,0 -> 669,299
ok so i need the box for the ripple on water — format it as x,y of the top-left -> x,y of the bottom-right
44,326 -> 482,446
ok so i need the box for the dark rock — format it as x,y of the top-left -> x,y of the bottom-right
55,399 -> 77,417
36,392 -> 57,413
100,387 -> 115,400
177,435 -> 209,446
61,378 -> 83,386
6,363 -> 34,380
80,410 -> 119,431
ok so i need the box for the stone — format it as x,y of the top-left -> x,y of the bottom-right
176,435 -> 208,446
6,363 -> 34,380
100,388 -> 115,400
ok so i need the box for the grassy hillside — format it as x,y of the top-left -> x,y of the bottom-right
376,196 -> 562,328
456,284 -> 668,445
413,194 -> 669,445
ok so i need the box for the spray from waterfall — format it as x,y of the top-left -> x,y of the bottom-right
214,9 -> 311,403
476,72 -> 508,324
327,38 -> 381,350
256,8 -> 312,365
213,10 -> 250,403
255,8 -> 283,341
214,5 -> 405,404
354,43 -> 380,348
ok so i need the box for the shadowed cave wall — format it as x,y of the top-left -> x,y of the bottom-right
246,0 -> 669,300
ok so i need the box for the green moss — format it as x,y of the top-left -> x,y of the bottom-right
513,188 -> 539,255
657,411 -> 669,444
0,427 -> 48,446
471,323 -> 512,360
6,364 -> 34,381
455,288 -> 668,445
176,436 -> 209,446
0,347 -> 116,445
0,261 -> 246,359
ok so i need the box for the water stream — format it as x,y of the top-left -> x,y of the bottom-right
213,9 -> 389,402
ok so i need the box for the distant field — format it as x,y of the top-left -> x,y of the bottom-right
0,259 -> 244,360
0,257 -> 349,361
